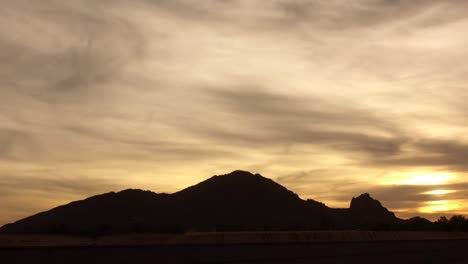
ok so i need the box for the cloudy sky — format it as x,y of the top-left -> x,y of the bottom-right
1,0 -> 468,225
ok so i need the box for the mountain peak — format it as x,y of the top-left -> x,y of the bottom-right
225,170 -> 258,176
175,170 -> 301,203
212,170 -> 264,181
205,170 -> 264,182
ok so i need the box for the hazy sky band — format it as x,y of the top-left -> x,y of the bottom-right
1,0 -> 468,224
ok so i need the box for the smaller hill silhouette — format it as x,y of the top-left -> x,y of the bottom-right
349,193 -> 398,227
0,170 -> 403,234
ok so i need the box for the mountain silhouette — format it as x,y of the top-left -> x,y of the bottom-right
0,170 -> 401,234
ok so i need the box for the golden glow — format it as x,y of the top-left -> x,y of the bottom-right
381,172 -> 455,186
424,190 -> 455,195
419,200 -> 460,213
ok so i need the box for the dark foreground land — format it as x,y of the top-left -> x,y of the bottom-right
2,240 -> 468,264
2,232 -> 468,263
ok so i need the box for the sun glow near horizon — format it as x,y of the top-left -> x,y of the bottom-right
419,200 -> 461,214
424,190 -> 455,195
380,172 -> 456,186
378,171 -> 464,216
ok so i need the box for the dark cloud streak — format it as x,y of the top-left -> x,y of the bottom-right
201,88 -> 406,157
372,139 -> 468,172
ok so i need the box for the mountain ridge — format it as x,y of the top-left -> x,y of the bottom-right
0,170 -> 402,234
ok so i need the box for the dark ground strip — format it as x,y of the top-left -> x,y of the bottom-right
1,240 -> 468,264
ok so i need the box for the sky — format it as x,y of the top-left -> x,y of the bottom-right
1,0 -> 468,225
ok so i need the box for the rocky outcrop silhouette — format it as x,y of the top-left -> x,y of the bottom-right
0,170 -> 401,234
349,193 -> 398,227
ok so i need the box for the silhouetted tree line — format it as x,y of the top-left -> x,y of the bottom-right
389,215 -> 468,232
433,215 -> 468,232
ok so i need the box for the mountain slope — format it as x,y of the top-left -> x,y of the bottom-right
0,170 -> 400,234
0,190 -> 174,233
